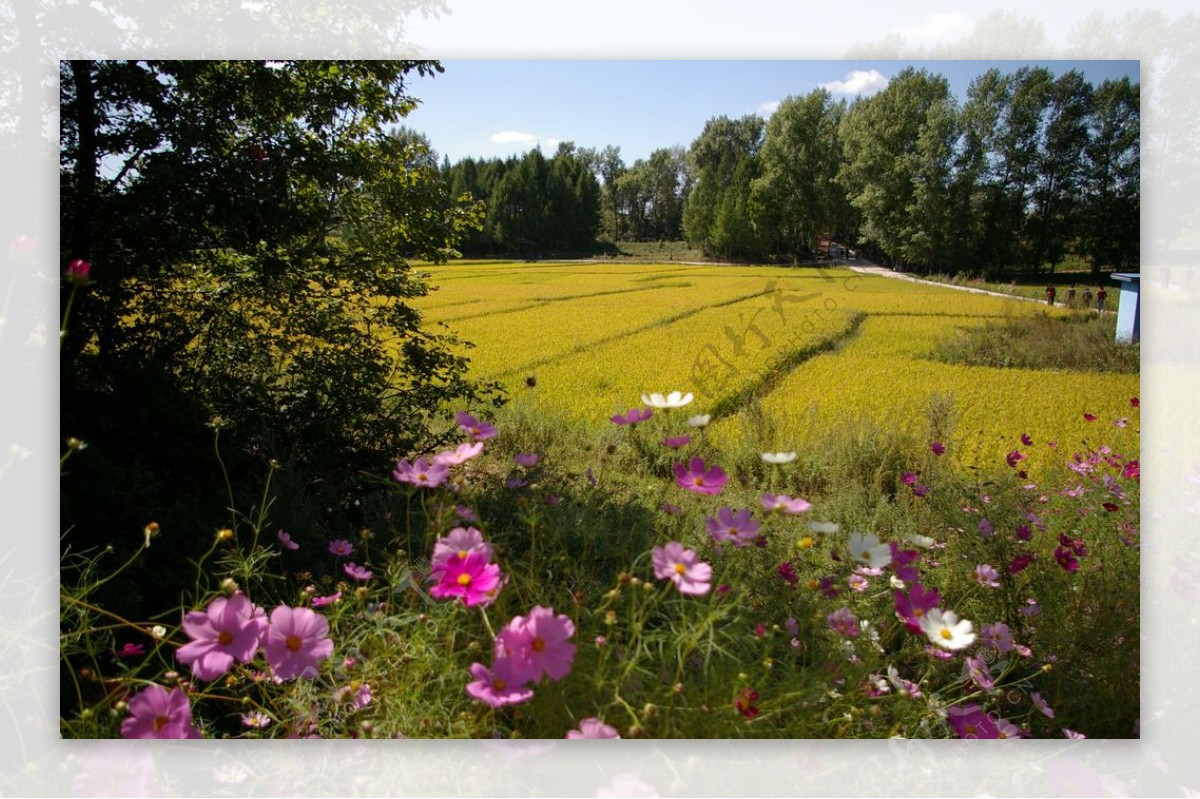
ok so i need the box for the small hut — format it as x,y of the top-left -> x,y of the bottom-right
1111,273 -> 1140,344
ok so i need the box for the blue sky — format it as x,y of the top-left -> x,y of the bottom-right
400,60 -> 1139,167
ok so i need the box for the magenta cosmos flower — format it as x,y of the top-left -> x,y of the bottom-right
455,411 -> 498,441
674,457 -> 727,495
262,606 -> 334,680
827,607 -> 859,637
429,550 -> 503,607
652,542 -> 712,596
495,605 -> 576,683
894,583 -> 942,634
464,658 -> 535,708
392,456 -> 449,489
514,452 -> 539,467
706,506 -> 762,548
611,407 -> 652,425
662,435 -> 692,449
277,530 -> 299,550
328,538 -> 354,557
431,526 -> 493,573
175,593 -> 267,681
930,441 -> 946,456
947,704 -> 1000,739
567,718 -> 621,739
761,493 -> 811,514
434,441 -> 484,466
120,684 -> 202,739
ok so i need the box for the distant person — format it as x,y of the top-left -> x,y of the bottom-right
1082,288 -> 1093,308
1096,286 -> 1108,312
1067,287 -> 1077,307
1045,283 -> 1057,306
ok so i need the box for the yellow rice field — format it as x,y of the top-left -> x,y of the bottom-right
409,261 -> 1140,468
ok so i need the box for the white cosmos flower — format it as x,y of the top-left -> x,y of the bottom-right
907,533 -> 936,549
848,531 -> 891,569
642,391 -> 694,409
761,451 -> 797,464
687,414 -> 711,427
919,608 -> 976,651
889,575 -> 907,590
808,521 -> 840,534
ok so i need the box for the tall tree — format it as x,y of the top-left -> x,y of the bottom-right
750,89 -> 846,261
1080,77 -> 1140,271
1029,70 -> 1093,270
837,68 -> 956,271
683,115 -> 764,258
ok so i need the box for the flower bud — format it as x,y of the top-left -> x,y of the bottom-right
220,578 -> 239,595
216,528 -> 234,542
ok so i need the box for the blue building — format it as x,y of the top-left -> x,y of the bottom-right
1111,273 -> 1140,343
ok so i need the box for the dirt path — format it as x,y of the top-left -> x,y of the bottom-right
846,260 -> 1066,307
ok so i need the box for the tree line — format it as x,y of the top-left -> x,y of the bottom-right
433,66 -> 1138,276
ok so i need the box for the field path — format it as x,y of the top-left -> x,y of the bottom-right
847,260 -> 1067,307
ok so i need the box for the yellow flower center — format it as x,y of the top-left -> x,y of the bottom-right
806,578 -> 819,591
914,608 -> 924,617
286,634 -> 303,652
798,536 -> 814,549
940,628 -> 953,640
153,715 -> 169,732
694,477 -> 705,486
492,678 -> 507,691
457,573 -> 473,587
674,563 -> 686,575
532,637 -> 546,653
218,631 -> 233,646
860,550 -> 871,561
457,550 -> 469,560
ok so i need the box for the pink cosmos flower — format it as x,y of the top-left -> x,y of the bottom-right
392,457 -> 449,488
120,684 -> 202,739
674,457 -> 728,495
1032,692 -> 1055,718
652,542 -> 712,596
611,407 -> 653,425
262,606 -> 335,680
1113,417 -> 1128,428
434,442 -> 484,466
277,530 -> 299,550
947,704 -> 999,739
455,505 -> 478,521
343,562 -> 373,581
1064,729 -> 1087,739
241,710 -> 271,728
901,471 -> 918,486
965,654 -> 995,691
973,564 -> 1001,588
496,605 -> 576,682
431,526 -> 493,573
567,718 -> 621,739
176,593 -> 268,681
465,658 -> 535,708
1083,412 -> 1098,422
979,622 -> 1013,655
848,574 -> 869,592
930,441 -> 946,456
761,493 -> 812,514
1021,433 -> 1034,446
1123,459 -> 1140,480
1006,450 -> 1024,468
827,607 -> 859,637
911,484 -> 930,497
115,643 -> 145,658
429,550 -> 503,607
328,539 -> 354,557
455,411 -> 498,441
311,591 -> 341,607
978,518 -> 993,538
705,506 -> 761,548
514,453 -> 539,467
662,435 -> 692,449
661,502 -> 681,515
995,719 -> 1025,739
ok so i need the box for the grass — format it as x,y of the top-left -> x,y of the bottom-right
930,310 -> 1139,373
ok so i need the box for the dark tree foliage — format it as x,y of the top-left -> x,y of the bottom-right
60,60 -> 496,573
441,144 -> 602,255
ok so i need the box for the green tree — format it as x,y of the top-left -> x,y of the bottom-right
750,90 -> 847,261
837,68 -> 956,271
1080,77 -> 1140,271
60,60 -> 494,547
683,115 -> 764,258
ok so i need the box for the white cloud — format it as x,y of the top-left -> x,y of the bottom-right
757,100 -> 781,117
819,69 -> 890,96
542,137 -> 560,150
893,11 -> 974,46
490,130 -> 539,145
